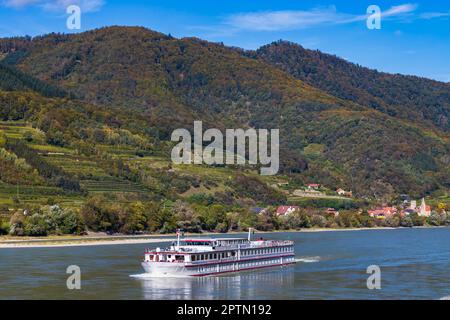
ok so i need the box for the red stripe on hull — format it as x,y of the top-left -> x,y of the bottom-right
191,261 -> 296,277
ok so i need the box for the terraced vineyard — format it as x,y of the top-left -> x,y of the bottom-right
0,121 -> 155,208
81,179 -> 150,194
0,181 -> 87,208
0,121 -> 44,140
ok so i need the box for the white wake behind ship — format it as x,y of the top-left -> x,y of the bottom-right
141,229 -> 296,277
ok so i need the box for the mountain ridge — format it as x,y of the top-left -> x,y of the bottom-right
249,39 -> 450,132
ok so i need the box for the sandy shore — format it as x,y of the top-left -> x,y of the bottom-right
0,227 -> 404,248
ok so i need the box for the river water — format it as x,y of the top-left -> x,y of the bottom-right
1,228 -> 450,300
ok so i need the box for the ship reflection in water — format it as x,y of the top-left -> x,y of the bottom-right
136,267 -> 295,300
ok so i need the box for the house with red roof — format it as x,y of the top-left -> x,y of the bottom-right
336,188 -> 353,197
325,208 -> 339,217
306,184 -> 321,190
368,207 -> 398,219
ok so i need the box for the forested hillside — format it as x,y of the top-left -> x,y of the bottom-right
0,26 -> 449,207
0,62 -> 67,98
250,40 -> 450,132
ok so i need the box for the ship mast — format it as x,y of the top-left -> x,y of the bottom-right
176,229 -> 181,247
248,228 -> 253,241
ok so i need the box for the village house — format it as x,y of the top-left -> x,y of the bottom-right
336,188 -> 353,197
306,184 -> 321,190
368,207 -> 398,219
276,206 -> 300,216
400,208 -> 416,217
325,208 -> 339,217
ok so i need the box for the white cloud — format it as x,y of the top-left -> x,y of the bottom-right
419,12 -> 450,19
225,3 -> 424,31
2,0 -> 104,12
3,0 -> 39,7
225,6 -> 354,31
383,3 -> 417,17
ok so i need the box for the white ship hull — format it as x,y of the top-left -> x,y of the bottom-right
141,254 -> 296,277
141,262 -> 192,277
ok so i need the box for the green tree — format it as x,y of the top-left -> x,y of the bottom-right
121,201 -> 147,234
197,204 -> 228,231
80,195 -> 121,233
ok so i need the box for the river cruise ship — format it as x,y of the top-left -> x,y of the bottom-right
141,230 -> 296,277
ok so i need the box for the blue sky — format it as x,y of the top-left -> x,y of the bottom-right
1,0 -> 449,82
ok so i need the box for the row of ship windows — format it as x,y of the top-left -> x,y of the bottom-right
241,246 -> 292,256
191,251 -> 236,261
198,256 -> 295,273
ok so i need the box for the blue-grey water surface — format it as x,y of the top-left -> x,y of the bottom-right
1,228 -> 450,299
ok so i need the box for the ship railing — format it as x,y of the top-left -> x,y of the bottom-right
238,240 -> 294,249
189,256 -> 238,264
144,240 -> 293,253
203,240 -> 293,251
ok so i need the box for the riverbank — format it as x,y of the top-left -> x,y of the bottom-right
0,234 -> 177,248
0,226 -> 412,248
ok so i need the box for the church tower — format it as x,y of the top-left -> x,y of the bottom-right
419,198 -> 430,217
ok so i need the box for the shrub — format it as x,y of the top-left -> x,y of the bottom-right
9,211 -> 25,236
410,213 -> 426,226
46,205 -> 84,235
23,206 -> 85,236
0,218 -> 10,235
187,193 -> 216,206
400,216 -> 413,227
427,213 -> 446,226
23,131 -> 33,142
382,215 -> 400,228
46,129 -> 66,147
311,214 -> 327,228
24,213 -> 50,236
